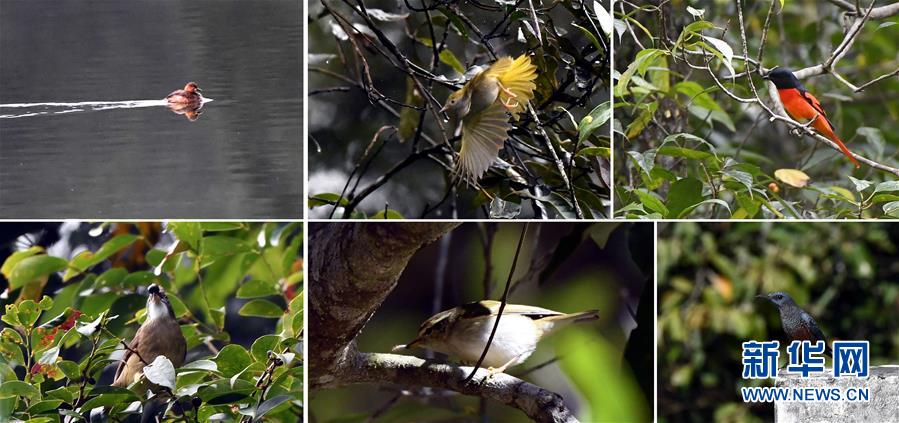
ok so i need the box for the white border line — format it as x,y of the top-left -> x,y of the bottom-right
653,220 -> 659,423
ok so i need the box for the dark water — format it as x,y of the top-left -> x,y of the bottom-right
0,0 -> 302,218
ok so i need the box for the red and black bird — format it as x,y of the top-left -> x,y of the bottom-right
764,68 -> 861,168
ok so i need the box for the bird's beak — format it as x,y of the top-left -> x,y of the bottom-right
438,105 -> 448,114
755,294 -> 769,301
394,337 -> 421,351
196,87 -> 202,93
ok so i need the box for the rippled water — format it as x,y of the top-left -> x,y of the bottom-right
0,0 -> 302,218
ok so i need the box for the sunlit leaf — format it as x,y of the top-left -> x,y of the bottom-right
774,169 -> 810,188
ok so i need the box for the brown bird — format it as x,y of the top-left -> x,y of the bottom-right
112,284 -> 186,392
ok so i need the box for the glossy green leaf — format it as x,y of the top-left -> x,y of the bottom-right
239,299 -> 284,318
8,256 -> 67,290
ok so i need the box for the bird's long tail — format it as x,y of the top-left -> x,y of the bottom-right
536,310 -> 599,337
813,118 -> 861,168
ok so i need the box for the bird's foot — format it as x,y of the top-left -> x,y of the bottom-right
502,98 -> 520,110
486,365 -> 508,377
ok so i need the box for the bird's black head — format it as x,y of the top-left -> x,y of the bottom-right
763,68 -> 802,90
756,291 -> 796,308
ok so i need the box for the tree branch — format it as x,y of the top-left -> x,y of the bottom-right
825,0 -> 899,19
329,352 -> 578,423
309,222 -> 459,385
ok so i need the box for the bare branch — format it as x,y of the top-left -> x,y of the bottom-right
825,0 -> 899,19
331,352 -> 579,423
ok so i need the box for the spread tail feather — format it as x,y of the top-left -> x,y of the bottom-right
488,55 -> 537,118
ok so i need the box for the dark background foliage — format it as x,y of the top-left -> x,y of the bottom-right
658,222 -> 899,422
308,0 -> 610,219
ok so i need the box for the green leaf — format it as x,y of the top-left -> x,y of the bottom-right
679,199 -> 731,218
236,280 -> 280,299
666,178 -> 704,218
578,101 -> 611,143
213,345 -> 253,378
0,342 -> 25,368
57,360 -> 80,380
64,234 -> 139,281
848,176 -> 873,192
201,236 -> 253,259
573,23 -> 602,52
8,255 -> 67,290
308,193 -> 349,208
656,146 -> 712,160
79,393 -> 135,411
251,335 -> 282,363
438,7 -> 469,39
370,209 -> 405,219
206,392 -> 251,405
0,328 -> 23,344
634,189 -> 668,216
577,146 -> 611,158
438,49 -> 465,74
179,359 -> 218,373
1,246 -> 43,279
239,300 -> 284,318
168,222 -> 202,251
625,102 -> 658,139
1,305 -> 21,327
0,380 -> 40,400
254,394 -> 293,419
873,181 -> 899,193
884,201 -> 899,217
27,399 -> 64,414
16,300 -> 41,328
199,222 -> 246,232
615,48 -> 666,97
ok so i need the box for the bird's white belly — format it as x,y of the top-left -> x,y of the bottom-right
447,314 -> 539,368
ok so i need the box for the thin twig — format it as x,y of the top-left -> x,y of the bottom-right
463,223 -> 529,383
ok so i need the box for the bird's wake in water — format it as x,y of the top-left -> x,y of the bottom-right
0,98 -> 213,119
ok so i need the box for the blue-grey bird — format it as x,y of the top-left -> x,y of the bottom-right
756,292 -> 832,357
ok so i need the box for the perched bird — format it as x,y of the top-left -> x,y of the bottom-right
165,82 -> 203,105
440,55 -> 538,183
394,300 -> 598,373
756,292 -> 831,357
112,284 -> 187,391
764,68 -> 861,168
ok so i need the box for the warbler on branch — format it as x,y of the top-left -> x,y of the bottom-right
440,55 -> 538,183
393,300 -> 598,373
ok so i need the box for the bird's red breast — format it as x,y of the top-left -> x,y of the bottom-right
777,88 -> 861,168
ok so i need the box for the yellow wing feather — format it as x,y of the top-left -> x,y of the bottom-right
456,103 -> 511,183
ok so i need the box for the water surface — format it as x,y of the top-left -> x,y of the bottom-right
0,0 -> 302,218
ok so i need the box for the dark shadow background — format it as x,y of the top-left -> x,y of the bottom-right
658,222 -> 899,422
310,222 -> 654,422
0,0 -> 302,218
